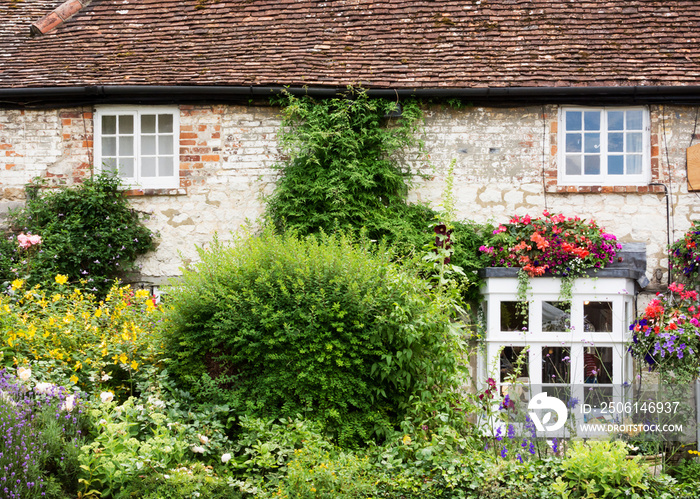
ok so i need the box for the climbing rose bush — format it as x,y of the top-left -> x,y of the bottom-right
479,211 -> 621,277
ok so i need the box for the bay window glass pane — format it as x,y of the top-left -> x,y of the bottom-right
566,111 -> 582,131
566,133 -> 582,153
584,133 -> 600,153
542,301 -> 571,332
584,111 -> 600,130
583,301 -> 613,332
626,110 -> 643,130
500,346 -> 529,382
118,158 -> 134,178
102,115 -> 117,135
158,157 -> 174,177
542,346 -> 570,384
501,301 -> 528,331
607,111 -> 624,130
142,135 -> 156,155
159,135 -> 174,155
118,115 -> 134,134
158,114 -> 173,133
627,155 -> 642,174
102,137 -> 116,156
584,346 -> 613,384
141,114 -> 156,133
628,132 -> 642,153
141,157 -> 156,177
119,136 -> 134,156
566,156 -> 581,175
608,132 -> 623,152
584,155 -> 600,175
608,155 -> 624,175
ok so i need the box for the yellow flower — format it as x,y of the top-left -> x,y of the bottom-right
11,279 -> 24,291
119,352 -> 128,364
94,309 -> 102,318
74,361 -> 82,371
130,360 -> 138,370
69,375 -> 79,384
402,435 -> 412,445
51,294 -> 62,303
135,289 -> 149,300
55,274 -> 68,285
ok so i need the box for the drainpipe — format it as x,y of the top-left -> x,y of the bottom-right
649,183 -> 672,285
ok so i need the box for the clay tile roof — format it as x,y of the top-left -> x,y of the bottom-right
1,0 -> 700,90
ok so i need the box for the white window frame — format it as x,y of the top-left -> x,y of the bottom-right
479,276 -> 636,437
558,106 -> 651,186
94,106 -> 179,189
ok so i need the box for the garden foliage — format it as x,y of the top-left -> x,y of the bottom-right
0,279 -> 165,396
265,89 -> 437,254
1,173 -> 154,296
164,229 -> 467,445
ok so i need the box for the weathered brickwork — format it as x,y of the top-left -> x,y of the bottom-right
1,103 -> 698,288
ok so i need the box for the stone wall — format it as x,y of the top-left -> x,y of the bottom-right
1,102 -> 698,288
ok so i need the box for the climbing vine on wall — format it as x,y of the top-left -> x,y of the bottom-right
266,88 -> 436,252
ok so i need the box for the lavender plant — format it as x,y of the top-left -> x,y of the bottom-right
0,369 -> 85,498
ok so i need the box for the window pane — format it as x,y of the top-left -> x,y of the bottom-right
141,114 -> 156,134
102,137 -> 116,156
118,115 -> 134,134
627,132 -> 642,153
159,135 -> 174,155
607,111 -> 624,131
566,133 -> 582,153
584,155 -> 600,175
583,301 -> 613,332
584,386 -> 613,410
119,136 -> 134,156
542,346 -> 570,384
159,157 -> 174,177
542,301 -> 571,332
102,115 -> 117,135
500,346 -> 529,382
626,110 -> 643,130
608,132 -> 623,152
566,156 -> 581,175
584,346 -> 613,384
627,155 -> 642,174
584,133 -> 600,153
501,301 -> 528,331
566,111 -> 582,131
118,158 -> 134,178
102,157 -> 117,173
158,114 -> 174,133
608,155 -> 624,175
584,111 -> 600,130
141,157 -> 156,177
142,135 -> 156,155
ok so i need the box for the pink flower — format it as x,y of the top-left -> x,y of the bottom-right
17,233 -> 41,249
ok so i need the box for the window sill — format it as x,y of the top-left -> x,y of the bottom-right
546,184 -> 665,194
123,188 -> 187,197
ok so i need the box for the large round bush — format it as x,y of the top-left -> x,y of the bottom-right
164,230 -> 465,445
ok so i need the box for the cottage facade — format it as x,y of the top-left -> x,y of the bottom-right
1,0 -> 699,294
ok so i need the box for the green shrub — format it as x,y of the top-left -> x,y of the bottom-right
266,89 -> 438,251
164,230 -> 466,446
2,173 -> 154,296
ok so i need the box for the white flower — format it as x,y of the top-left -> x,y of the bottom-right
191,445 -> 205,454
221,453 -> 232,463
99,419 -> 107,425
100,391 -> 114,403
101,373 -> 112,381
198,434 -> 209,445
17,366 -> 31,382
163,474 -> 170,480
61,394 -> 76,412
34,382 -> 53,395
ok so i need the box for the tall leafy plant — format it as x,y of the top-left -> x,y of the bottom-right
266,88 -> 435,253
